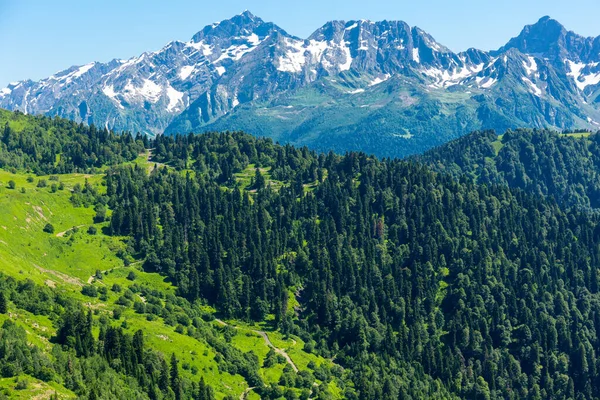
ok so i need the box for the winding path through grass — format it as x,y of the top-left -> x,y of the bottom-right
55,225 -> 85,237
215,318 -> 299,372
145,149 -> 166,174
239,386 -> 255,400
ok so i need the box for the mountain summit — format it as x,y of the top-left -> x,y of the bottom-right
1,12 -> 600,157
497,16 -> 600,63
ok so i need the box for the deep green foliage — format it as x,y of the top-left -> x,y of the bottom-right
418,128 -> 600,209
102,131 -> 600,399
0,271 -> 221,400
0,109 -> 145,174
0,292 -> 6,314
43,223 -> 54,234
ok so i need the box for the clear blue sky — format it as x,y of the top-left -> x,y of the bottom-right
0,0 -> 598,87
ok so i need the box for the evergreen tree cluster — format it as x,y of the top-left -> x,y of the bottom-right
418,128 -> 600,209
0,110 -> 145,174
102,131 -> 600,399
0,273 -> 218,400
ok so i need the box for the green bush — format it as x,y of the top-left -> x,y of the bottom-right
43,223 -> 54,234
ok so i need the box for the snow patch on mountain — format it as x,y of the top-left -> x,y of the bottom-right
423,63 -> 484,88
215,34 -> 265,63
179,66 -> 195,80
278,39 -> 307,73
567,60 -> 600,90
102,85 -> 125,109
277,37 -> 353,74
523,56 -> 537,75
72,63 -> 95,79
358,40 -> 369,51
339,42 -> 353,71
166,87 -> 184,112
121,79 -> 162,103
102,85 -> 117,99
522,77 -> 542,96
412,48 -> 420,63
476,76 -> 497,89
305,40 -> 329,65
369,74 -> 391,86
245,33 -> 260,46
216,43 -> 254,62
52,62 -> 96,85
139,80 -> 162,102
187,41 -> 213,56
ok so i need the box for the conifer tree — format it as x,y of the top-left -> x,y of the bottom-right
0,292 -> 7,314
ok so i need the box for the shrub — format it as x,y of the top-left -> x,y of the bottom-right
15,377 -> 28,390
116,296 -> 132,307
94,205 -> 107,223
134,301 -> 146,314
81,285 -> 98,298
43,223 -> 55,234
303,341 -> 314,354
7,180 -> 15,189
113,307 -> 123,320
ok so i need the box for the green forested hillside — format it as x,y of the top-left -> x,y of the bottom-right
0,112 -> 340,400
0,109 -> 146,174
112,132 -> 600,399
417,128 -> 600,209
3,110 -> 600,399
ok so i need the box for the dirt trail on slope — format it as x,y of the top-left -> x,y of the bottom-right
86,261 -> 142,285
56,225 -> 85,237
145,149 -> 166,175
240,386 -> 256,400
34,264 -> 83,287
215,319 -> 299,372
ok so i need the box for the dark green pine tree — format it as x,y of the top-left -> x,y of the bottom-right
0,292 -> 7,314
195,377 -> 215,400
133,329 -> 144,365
253,167 -> 266,190
170,353 -> 182,400
158,358 -> 170,392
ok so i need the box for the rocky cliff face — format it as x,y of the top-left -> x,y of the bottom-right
2,12 -> 600,156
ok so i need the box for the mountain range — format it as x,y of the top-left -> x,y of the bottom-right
2,11 -> 600,157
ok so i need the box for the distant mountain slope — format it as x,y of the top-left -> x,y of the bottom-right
417,128 -> 600,209
2,12 -> 600,156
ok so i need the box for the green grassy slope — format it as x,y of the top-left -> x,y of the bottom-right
0,166 -> 342,399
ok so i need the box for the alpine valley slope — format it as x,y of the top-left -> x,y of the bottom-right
2,12 -> 600,157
